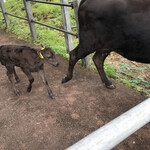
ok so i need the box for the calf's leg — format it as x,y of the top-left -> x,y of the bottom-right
6,65 -> 20,96
38,69 -> 55,99
21,68 -> 34,92
13,66 -> 20,83
92,50 -> 115,89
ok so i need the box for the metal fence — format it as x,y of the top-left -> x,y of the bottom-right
67,98 -> 150,150
0,0 -> 91,67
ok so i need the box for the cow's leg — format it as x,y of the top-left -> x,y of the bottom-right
21,68 -> 34,92
38,69 -> 54,99
13,66 -> 20,83
92,51 -> 116,89
6,65 -> 20,96
62,45 -> 81,83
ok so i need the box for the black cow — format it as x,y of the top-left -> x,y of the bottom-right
62,0 -> 150,88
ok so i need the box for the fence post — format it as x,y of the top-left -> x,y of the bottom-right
60,0 -> 73,53
0,0 -> 10,27
72,0 -> 91,68
23,0 -> 37,40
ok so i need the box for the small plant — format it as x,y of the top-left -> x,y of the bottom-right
104,63 -> 117,78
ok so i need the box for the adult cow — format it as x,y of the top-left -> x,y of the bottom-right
62,0 -> 150,88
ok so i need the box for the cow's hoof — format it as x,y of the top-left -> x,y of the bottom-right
62,76 -> 72,84
106,84 -> 116,89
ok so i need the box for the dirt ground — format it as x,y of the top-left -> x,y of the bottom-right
0,29 -> 149,150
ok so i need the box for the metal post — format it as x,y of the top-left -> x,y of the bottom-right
23,0 -> 37,40
60,0 -> 73,53
0,0 -> 10,27
72,0 -> 91,68
66,98 -> 150,150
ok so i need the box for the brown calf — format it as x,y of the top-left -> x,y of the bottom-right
0,45 -> 59,99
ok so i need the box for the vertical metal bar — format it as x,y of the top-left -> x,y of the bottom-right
0,0 -> 10,27
72,0 -> 80,34
60,0 -> 73,53
72,0 -> 91,68
23,0 -> 37,40
67,98 -> 150,150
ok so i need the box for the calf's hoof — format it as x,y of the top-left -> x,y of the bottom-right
27,87 -> 32,92
48,90 -> 55,99
50,95 -> 55,99
62,76 -> 72,84
14,89 -> 21,96
49,93 -> 55,99
106,83 -> 116,89
54,62 -> 59,67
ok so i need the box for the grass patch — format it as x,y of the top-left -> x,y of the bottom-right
116,62 -> 150,96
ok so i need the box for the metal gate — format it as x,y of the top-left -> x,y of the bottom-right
0,0 -> 91,67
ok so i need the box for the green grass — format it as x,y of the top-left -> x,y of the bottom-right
116,63 -> 150,96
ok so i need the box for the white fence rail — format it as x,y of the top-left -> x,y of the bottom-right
67,98 -> 150,150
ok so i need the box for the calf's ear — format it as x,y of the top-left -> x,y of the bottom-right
37,50 -> 44,59
40,44 -> 46,49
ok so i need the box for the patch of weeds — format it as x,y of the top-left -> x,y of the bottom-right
120,78 -> 134,87
138,76 -> 150,85
116,62 -> 150,96
120,71 -> 134,78
6,18 -> 32,41
89,60 -> 117,79
104,63 -> 117,78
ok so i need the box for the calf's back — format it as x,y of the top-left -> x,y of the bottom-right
0,45 -> 42,71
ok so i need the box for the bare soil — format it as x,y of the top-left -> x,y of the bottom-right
0,29 -> 149,150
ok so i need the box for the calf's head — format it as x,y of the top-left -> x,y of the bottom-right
39,46 -> 59,67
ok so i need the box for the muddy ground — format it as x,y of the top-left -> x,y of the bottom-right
0,29 -> 149,150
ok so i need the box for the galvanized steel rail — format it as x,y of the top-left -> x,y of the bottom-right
67,98 -> 150,150
31,19 -> 77,37
5,12 -> 28,21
